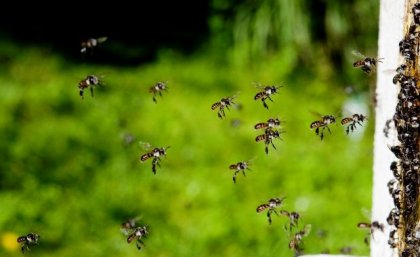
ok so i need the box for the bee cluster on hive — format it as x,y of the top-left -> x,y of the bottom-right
385,2 -> 420,256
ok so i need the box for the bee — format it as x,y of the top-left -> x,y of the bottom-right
80,37 -> 108,54
280,210 -> 301,232
392,64 -> 407,84
340,113 -> 367,135
255,128 -> 285,154
357,221 -> 384,245
140,144 -> 170,174
127,225 -> 149,250
310,114 -> 336,140
211,94 -> 238,119
413,3 -> 420,25
78,74 -> 104,99
149,81 -> 168,103
289,224 -> 312,253
256,197 -> 286,224
17,233 -> 40,253
228,159 -> 254,183
352,50 -> 383,75
254,83 -> 282,109
254,118 -> 282,130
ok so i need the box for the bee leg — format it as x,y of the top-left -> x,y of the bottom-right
326,125 -> 332,134
267,211 -> 272,224
233,170 -> 239,183
346,126 -> 350,135
90,87 -> 94,97
79,89 -> 84,99
265,145 -> 269,155
262,100 -> 269,109
315,127 -> 319,135
136,240 -> 145,250
271,140 -> 277,150
242,170 -> 246,177
153,95 -> 157,103
364,234 -> 370,245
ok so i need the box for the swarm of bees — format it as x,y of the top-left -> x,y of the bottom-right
228,159 -> 253,183
253,83 -> 282,109
140,143 -> 170,174
352,50 -> 383,75
78,74 -> 104,99
17,233 -> 40,253
211,94 -> 238,119
383,4 -> 420,256
149,81 -> 168,103
80,37 -> 108,54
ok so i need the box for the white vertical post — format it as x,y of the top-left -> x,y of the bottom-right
371,0 -> 405,257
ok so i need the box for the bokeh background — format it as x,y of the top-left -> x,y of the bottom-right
0,0 -> 379,256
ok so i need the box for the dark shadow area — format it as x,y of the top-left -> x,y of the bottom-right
0,1 -> 210,66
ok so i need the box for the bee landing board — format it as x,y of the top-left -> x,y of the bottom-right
373,0 -> 420,257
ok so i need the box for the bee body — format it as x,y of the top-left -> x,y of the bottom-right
211,94 -> 237,119
340,114 -> 367,134
78,75 -> 103,99
352,51 -> 383,75
140,146 -> 170,174
126,226 -> 149,250
256,197 -> 285,224
149,82 -> 168,103
310,114 -> 336,140
17,233 -> 40,253
228,160 -> 253,183
81,37 -> 107,53
253,85 -> 281,109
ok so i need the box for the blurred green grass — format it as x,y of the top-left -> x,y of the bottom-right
0,43 -> 373,257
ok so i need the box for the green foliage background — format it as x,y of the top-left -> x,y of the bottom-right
0,0 -> 378,256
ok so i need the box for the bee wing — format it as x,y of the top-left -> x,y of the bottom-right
97,37 -> 108,44
138,141 -> 153,151
251,81 -> 263,89
309,110 -> 323,118
302,224 -> 312,237
351,50 -> 366,59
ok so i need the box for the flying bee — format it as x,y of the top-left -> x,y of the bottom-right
149,81 -> 168,103
256,197 -> 286,224
341,113 -> 367,135
352,50 -> 383,75
140,144 -> 170,174
310,113 -> 336,140
357,221 -> 384,245
255,128 -> 285,154
228,158 -> 254,183
289,224 -> 312,253
253,83 -> 282,109
254,118 -> 282,130
80,37 -> 108,54
17,233 -> 40,253
78,74 -> 104,99
280,210 -> 301,232
211,93 -> 238,119
127,225 -> 149,250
